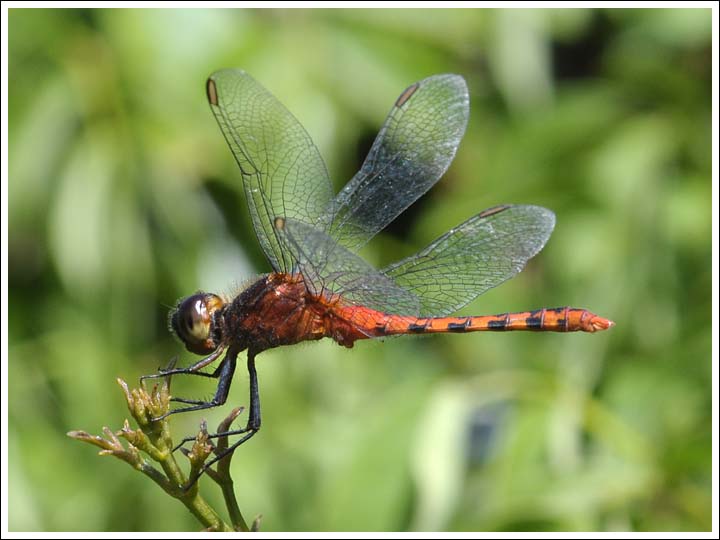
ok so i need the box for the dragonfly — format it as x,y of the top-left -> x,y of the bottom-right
144,69 -> 613,478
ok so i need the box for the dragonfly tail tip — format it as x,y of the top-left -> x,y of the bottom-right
590,315 -> 615,332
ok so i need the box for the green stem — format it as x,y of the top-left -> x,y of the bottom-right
214,408 -> 249,531
178,492 -> 233,532
151,423 -> 233,531
218,475 -> 248,532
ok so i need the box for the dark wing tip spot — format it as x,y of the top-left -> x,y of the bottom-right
395,83 -> 419,108
478,205 -> 512,219
206,78 -> 218,105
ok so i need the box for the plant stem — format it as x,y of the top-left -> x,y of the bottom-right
151,420 -> 232,531
214,407 -> 249,531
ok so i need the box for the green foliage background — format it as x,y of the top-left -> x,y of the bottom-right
7,7 -> 713,532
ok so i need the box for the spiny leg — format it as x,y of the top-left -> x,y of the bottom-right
166,359 -> 235,406
140,347 -> 225,383
152,351 -> 238,422
182,352 -> 262,485
174,352 -> 261,450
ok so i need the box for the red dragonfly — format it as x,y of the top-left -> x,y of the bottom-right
144,70 -> 613,476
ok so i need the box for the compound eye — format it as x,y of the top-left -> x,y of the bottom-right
182,296 -> 210,341
170,293 -> 224,355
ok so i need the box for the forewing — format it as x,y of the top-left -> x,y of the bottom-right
207,69 -> 334,272
382,205 -> 556,316
276,218 -> 420,316
325,74 -> 469,252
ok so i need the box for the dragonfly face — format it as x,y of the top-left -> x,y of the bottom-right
169,292 -> 225,355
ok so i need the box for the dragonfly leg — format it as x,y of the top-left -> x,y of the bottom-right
182,352 -> 262,486
151,351 -> 238,422
140,348 -> 225,382
246,351 -> 261,430
162,360 -> 234,408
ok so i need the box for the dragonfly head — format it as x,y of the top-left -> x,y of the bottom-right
169,292 -> 225,355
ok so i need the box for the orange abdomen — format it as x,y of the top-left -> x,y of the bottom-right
335,306 -> 614,342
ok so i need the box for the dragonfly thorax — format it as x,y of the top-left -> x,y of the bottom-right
169,292 -> 225,355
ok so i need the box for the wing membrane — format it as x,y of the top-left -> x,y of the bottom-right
383,205 -> 556,316
276,218 -> 420,316
326,74 -> 469,252
207,69 -> 334,272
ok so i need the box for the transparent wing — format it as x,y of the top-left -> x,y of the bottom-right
276,217 -> 420,316
207,69 -> 334,272
382,205 -> 556,317
325,74 -> 469,252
